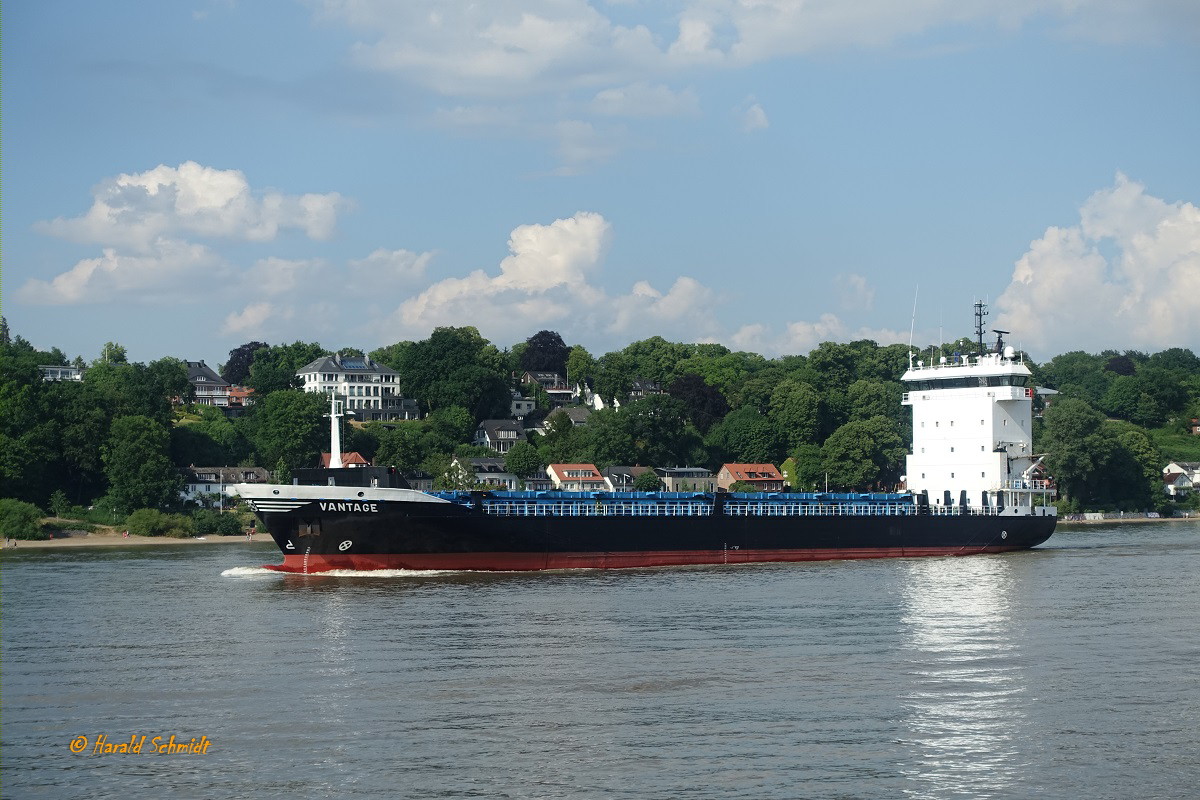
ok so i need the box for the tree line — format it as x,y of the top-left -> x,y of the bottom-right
2,318 -> 1198,531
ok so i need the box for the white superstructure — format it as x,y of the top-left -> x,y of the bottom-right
902,320 -> 1055,516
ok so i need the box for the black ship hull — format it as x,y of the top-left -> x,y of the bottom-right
255,497 -> 1057,573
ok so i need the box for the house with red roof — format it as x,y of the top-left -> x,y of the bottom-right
717,463 -> 784,492
546,463 -> 609,491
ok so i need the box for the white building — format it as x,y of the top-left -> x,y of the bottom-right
902,336 -> 1054,513
296,354 -> 419,422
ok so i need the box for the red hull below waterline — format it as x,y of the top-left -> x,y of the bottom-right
263,545 -> 1028,574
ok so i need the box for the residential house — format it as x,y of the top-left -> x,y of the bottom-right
320,452 -> 371,468
510,391 -> 536,419
39,364 -> 83,382
473,419 -> 527,455
182,466 -> 270,506
187,361 -> 232,407
296,353 -> 419,422
628,378 -> 664,400
1163,462 -> 1200,498
227,385 -> 255,413
717,463 -> 784,492
655,466 -> 716,493
603,465 -> 654,491
1163,471 -> 1192,498
520,371 -> 573,407
546,463 -> 609,491
451,457 -> 522,490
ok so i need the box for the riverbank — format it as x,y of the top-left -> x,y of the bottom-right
4,530 -> 268,549
1056,513 -> 1195,526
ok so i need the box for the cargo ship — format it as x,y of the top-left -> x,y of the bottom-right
232,307 -> 1056,573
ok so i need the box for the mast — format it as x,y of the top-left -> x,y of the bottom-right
974,300 -> 988,356
328,392 -> 343,469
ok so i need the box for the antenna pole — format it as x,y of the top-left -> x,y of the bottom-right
974,301 -> 988,355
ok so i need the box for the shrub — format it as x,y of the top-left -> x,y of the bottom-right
126,509 -> 195,538
192,509 -> 244,536
0,499 -> 48,540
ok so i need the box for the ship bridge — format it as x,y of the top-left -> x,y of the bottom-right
901,313 -> 1054,515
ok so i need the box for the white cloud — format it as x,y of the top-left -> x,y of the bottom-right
326,1 -> 662,97
17,239 -> 226,305
740,101 -> 769,133
224,302 -> 276,335
996,174 -> 1200,354
838,273 -> 875,311
372,211 -> 725,346
590,83 -> 699,117
317,1 -> 1199,101
20,162 -> 349,309
35,161 -> 345,251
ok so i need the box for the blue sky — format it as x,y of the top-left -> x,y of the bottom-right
4,1 -> 1198,367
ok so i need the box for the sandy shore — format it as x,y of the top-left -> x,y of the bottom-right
4,531 -> 270,550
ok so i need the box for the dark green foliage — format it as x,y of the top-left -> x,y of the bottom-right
126,508 -> 194,538
705,407 -> 782,466
0,498 -> 47,540
221,341 -> 268,385
520,331 -> 570,375
668,373 -> 730,433
247,342 -> 329,396
768,379 -> 821,451
387,327 -> 510,420
192,509 -> 244,536
504,441 -> 543,479
103,416 -> 184,512
783,444 -> 824,491
1,321 -> 1197,513
247,390 -> 329,471
374,423 -> 429,473
820,416 -> 906,490
633,470 -> 663,491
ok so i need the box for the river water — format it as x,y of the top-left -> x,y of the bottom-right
3,521 -> 1198,799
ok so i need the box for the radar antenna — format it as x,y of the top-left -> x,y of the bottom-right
992,329 -> 1010,354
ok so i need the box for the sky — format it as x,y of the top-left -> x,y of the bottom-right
3,1 -> 1199,368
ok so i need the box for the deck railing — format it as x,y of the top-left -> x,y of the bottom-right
479,500 -> 1006,518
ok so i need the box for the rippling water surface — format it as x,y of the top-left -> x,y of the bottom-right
4,522 -> 1199,799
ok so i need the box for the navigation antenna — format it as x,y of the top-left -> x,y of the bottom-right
973,300 -> 988,355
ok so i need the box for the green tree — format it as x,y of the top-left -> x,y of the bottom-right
1040,398 -> 1118,507
375,423 -> 428,473
520,330 -> 570,375
705,407 -> 782,466
668,373 -> 729,433
504,441 -> 543,480
781,444 -> 824,490
768,379 -> 821,451
249,390 -> 329,470
247,341 -> 329,396
49,489 -> 70,518
0,498 -> 47,540
820,416 -> 906,490
103,416 -> 183,511
394,327 -> 509,420
566,345 -> 597,388
96,342 -> 128,365
220,341 -> 269,385
633,470 -> 663,491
